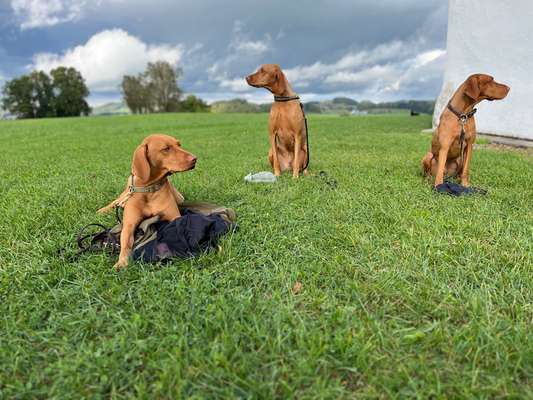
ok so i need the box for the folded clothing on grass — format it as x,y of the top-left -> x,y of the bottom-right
132,207 -> 235,262
434,182 -> 487,196
74,202 -> 236,263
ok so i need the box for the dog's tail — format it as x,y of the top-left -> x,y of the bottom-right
97,202 -> 116,214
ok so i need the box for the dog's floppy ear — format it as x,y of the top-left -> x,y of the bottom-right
132,144 -> 150,181
271,66 -> 286,94
464,75 -> 481,100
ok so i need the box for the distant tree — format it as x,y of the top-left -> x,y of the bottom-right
121,75 -> 152,114
2,71 -> 56,118
180,95 -> 209,112
30,71 -> 55,118
50,67 -> 91,117
303,102 -> 322,114
144,61 -> 183,112
2,75 -> 35,118
121,61 -> 185,113
332,97 -> 358,106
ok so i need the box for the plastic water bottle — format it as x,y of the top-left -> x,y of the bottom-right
244,171 -> 277,183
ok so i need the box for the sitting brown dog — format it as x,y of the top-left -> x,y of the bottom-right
98,134 -> 197,270
422,74 -> 509,187
246,64 -> 308,178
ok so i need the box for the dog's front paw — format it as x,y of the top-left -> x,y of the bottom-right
114,258 -> 129,271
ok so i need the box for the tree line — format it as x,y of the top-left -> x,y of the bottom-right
1,61 -> 208,119
2,67 -> 91,119
121,61 -> 208,113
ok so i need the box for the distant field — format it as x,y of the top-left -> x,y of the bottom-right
0,113 -> 532,398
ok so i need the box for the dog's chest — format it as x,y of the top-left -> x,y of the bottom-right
270,106 -> 304,145
141,189 -> 180,220
458,121 -> 476,143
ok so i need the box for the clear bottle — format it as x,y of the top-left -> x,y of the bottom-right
244,171 -> 278,183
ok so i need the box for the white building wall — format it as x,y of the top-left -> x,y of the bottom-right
433,0 -> 533,140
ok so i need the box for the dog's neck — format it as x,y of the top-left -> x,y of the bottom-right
271,73 -> 296,97
133,170 -> 168,187
274,85 -> 295,97
449,85 -> 477,114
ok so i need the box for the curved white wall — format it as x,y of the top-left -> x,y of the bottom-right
433,0 -> 533,140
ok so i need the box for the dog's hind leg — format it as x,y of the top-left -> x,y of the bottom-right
421,152 -> 434,177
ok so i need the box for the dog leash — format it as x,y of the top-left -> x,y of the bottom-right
446,103 -> 477,177
273,95 -> 310,170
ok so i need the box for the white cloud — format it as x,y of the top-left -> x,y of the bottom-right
324,65 -> 396,84
229,20 -> 271,56
205,20 -> 274,93
233,40 -> 269,55
205,38 -> 446,101
283,39 -> 446,100
218,78 -> 250,92
412,49 -> 446,68
283,41 -> 409,86
31,29 -> 184,92
12,0 -> 84,29
383,49 -> 446,96
11,0 -> 124,30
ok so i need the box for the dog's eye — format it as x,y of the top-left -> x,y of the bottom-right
161,146 -> 170,152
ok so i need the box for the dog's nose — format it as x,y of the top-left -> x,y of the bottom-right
190,155 -> 197,163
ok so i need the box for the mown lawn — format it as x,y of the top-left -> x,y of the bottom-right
0,113 -> 532,399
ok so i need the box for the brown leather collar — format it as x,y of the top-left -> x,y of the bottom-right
447,102 -> 477,122
128,175 -> 166,193
274,95 -> 300,102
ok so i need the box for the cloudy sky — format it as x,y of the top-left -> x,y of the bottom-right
0,0 -> 448,106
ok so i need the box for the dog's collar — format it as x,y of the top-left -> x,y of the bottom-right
274,95 -> 300,102
128,175 -> 166,193
447,102 -> 477,122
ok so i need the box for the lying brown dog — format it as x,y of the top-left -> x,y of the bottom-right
422,74 -> 509,187
98,134 -> 197,269
246,64 -> 308,178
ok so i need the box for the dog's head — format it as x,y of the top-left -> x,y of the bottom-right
132,134 -> 197,182
464,74 -> 510,102
246,64 -> 286,93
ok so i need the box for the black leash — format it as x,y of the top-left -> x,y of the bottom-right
273,95 -> 310,170
58,206 -> 123,260
75,222 -> 120,256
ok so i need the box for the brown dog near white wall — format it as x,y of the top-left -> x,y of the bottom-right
246,64 -> 308,178
98,134 -> 197,270
422,74 -> 509,187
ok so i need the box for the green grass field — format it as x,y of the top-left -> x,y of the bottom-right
1,113 -> 532,399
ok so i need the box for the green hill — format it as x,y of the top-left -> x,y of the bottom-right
91,101 -> 131,116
